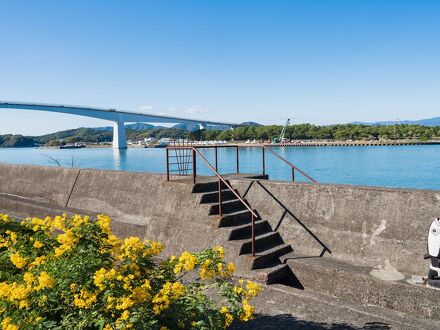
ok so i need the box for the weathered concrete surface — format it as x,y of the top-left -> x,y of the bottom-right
230,179 -> 440,275
0,193 -> 96,220
0,164 -> 79,206
233,284 -> 440,329
66,169 -> 231,254
285,256 -> 440,319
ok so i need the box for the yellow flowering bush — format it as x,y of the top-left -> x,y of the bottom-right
0,213 -> 261,329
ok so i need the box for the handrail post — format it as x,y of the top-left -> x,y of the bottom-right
166,147 -> 170,181
262,146 -> 265,176
292,167 -> 295,182
251,213 -> 255,257
236,146 -> 239,174
218,177 -> 222,217
192,148 -> 197,184
215,145 -> 218,172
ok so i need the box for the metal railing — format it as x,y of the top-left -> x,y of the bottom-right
166,145 -> 259,256
262,145 -> 317,183
166,145 -> 240,181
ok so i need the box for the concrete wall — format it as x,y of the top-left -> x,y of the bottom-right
230,179 -> 440,274
0,164 -> 230,258
0,164 -> 79,206
0,163 -> 439,275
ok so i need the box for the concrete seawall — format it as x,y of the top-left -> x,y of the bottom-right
0,164 -> 230,256
0,163 -> 439,275
230,179 -> 440,275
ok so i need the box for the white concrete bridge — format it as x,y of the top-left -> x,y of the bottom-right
0,101 -> 236,149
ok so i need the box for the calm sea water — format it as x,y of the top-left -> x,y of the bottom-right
0,145 -> 439,190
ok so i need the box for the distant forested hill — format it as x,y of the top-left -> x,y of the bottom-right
0,135 -> 37,147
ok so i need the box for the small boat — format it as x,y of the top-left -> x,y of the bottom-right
60,144 -> 86,149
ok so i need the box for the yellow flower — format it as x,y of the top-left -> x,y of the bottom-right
33,240 -> 44,249
213,246 -> 225,259
10,253 -> 27,269
73,289 -> 97,308
24,272 -> 35,286
226,262 -> 235,274
220,306 -> 234,327
131,280 -> 151,303
239,299 -> 255,321
245,281 -> 262,297
120,310 -> 130,320
35,271 -> 55,291
93,268 -> 116,290
152,282 -> 186,315
97,214 -> 112,234
51,214 -> 67,231
120,237 -> 144,260
116,297 -> 134,310
173,251 -> 198,274
30,255 -> 46,268
200,259 -> 215,280
144,240 -> 164,256
1,317 -> 18,330
0,214 -> 10,223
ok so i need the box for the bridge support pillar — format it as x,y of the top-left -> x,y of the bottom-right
113,117 -> 127,149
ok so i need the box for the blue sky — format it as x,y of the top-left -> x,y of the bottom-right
0,0 -> 439,135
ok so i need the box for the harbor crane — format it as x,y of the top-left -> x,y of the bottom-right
273,118 -> 290,143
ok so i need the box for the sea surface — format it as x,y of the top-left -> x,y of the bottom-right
0,145 -> 439,190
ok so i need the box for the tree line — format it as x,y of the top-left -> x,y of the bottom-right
1,124 -> 439,147
189,124 -> 440,141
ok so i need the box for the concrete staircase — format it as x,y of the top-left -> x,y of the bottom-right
193,180 -> 295,285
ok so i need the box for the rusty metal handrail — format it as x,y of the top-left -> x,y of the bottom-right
262,145 -> 317,183
167,145 -> 258,256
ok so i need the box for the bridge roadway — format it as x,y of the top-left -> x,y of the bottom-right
0,101 -> 236,149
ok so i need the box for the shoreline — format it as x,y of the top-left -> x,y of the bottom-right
232,139 -> 440,147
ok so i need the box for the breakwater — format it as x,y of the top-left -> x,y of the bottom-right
1,163 -> 440,319
0,163 -> 438,274
258,140 -> 440,147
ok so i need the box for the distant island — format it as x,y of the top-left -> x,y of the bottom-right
350,115 -> 440,127
1,120 -> 440,148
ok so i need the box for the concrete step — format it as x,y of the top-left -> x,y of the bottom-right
228,220 -> 272,240
218,210 -> 257,227
240,232 -> 284,255
192,180 -> 229,193
199,189 -> 238,204
284,255 -> 440,320
209,199 -> 249,215
252,244 -> 294,270
251,264 -> 293,285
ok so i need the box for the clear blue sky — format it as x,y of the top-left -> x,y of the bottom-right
0,0 -> 439,135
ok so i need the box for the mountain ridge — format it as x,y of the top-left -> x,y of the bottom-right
350,116 -> 440,127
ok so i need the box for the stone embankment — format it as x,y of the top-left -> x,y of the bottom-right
1,163 -> 440,328
234,139 -> 440,147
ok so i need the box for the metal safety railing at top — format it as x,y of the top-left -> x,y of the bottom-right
165,144 -> 316,183
262,145 -> 317,183
166,144 -> 240,181
165,144 -> 317,257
